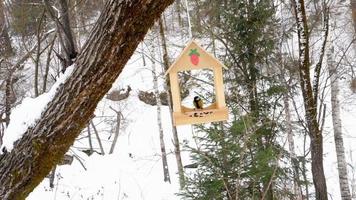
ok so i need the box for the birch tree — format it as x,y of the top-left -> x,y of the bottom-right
0,0 -> 174,199
291,0 -> 329,198
158,17 -> 185,188
327,44 -> 352,200
149,33 -> 171,183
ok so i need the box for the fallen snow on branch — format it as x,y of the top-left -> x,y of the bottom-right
1,65 -> 75,151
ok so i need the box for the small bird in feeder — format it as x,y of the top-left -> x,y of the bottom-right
193,96 -> 203,109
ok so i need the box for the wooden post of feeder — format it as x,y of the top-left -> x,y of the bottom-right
213,66 -> 226,109
170,72 -> 181,112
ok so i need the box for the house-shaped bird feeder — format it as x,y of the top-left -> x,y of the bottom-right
165,40 -> 228,126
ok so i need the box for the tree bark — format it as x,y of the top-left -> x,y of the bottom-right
58,0 -> 77,67
292,0 -> 328,199
351,0 -> 356,34
0,0 -> 174,199
90,120 -> 105,155
149,35 -> 171,183
34,11 -> 46,97
109,107 -> 121,154
44,0 -> 78,71
158,18 -> 185,188
42,35 -> 56,93
0,0 -> 13,57
327,45 -> 352,200
4,74 -> 13,126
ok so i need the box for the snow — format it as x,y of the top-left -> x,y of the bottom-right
1,65 -> 75,151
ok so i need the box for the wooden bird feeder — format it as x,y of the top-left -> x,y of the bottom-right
165,40 -> 228,125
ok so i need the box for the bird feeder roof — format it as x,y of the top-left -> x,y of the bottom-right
165,40 -> 227,76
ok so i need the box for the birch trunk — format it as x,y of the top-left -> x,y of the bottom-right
0,0 -> 174,198
158,18 -> 185,188
150,34 -> 171,183
351,150 -> 356,198
327,45 -> 352,200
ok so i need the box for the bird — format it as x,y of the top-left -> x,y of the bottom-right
193,96 -> 204,109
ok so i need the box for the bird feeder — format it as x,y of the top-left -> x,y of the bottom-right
165,40 -> 228,125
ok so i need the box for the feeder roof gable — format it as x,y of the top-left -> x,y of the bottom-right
165,40 -> 227,75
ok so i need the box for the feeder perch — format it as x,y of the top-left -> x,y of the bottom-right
165,40 -> 228,125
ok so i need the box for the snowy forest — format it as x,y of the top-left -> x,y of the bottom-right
1,0 -> 356,199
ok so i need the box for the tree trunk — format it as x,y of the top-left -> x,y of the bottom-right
90,120 -> 105,155
175,0 -> 182,26
34,11 -> 46,97
109,107 -> 121,154
158,18 -> 185,188
292,0 -> 328,199
43,35 -> 56,93
184,0 -> 192,39
149,33 -> 171,183
87,123 -> 94,154
351,150 -> 356,198
351,0 -> 356,34
284,93 -> 303,200
4,75 -> 12,126
0,0 -> 174,199
58,0 -> 77,67
0,0 -> 13,57
44,0 -> 77,71
327,45 -> 351,200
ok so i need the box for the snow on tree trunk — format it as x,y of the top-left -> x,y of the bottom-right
0,0 -> 174,199
292,0 -> 328,199
327,45 -> 352,200
149,33 -> 171,183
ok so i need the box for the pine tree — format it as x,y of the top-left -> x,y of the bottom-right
181,0 -> 293,199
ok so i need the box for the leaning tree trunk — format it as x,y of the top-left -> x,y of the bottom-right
327,45 -> 352,200
292,0 -> 328,199
0,0 -> 174,199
